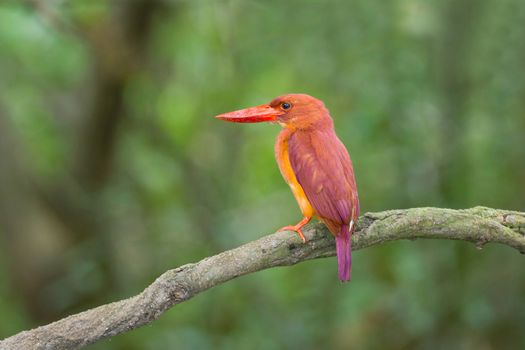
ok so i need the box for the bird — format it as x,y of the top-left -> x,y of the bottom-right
215,94 -> 359,282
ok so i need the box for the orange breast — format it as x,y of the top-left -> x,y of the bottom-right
275,129 -> 315,218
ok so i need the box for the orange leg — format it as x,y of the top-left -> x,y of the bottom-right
278,216 -> 311,243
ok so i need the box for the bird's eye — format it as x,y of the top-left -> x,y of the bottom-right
281,102 -> 291,110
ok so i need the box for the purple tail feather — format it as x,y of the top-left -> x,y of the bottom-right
336,224 -> 351,282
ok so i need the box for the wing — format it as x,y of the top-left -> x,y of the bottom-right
288,129 -> 359,235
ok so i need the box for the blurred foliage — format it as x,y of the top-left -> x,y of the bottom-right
0,0 -> 524,349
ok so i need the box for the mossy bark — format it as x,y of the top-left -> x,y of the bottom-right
1,206 -> 524,350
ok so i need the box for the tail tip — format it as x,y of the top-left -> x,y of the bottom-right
339,271 -> 351,283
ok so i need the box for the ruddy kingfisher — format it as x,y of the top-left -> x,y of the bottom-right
215,94 -> 359,282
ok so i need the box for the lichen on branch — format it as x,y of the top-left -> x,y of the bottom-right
1,207 -> 524,350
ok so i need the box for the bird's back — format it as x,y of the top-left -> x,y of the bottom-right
287,127 -> 359,235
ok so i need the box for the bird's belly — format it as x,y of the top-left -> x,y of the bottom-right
275,131 -> 315,217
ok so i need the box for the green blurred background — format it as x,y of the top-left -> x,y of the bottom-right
1,0 -> 524,349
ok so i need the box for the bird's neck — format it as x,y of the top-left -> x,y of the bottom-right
281,115 -> 334,133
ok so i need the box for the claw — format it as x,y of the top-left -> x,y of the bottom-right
279,225 -> 306,242
277,216 -> 311,243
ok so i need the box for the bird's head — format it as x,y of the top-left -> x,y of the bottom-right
215,93 -> 332,130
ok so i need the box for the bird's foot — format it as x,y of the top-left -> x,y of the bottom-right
278,217 -> 311,243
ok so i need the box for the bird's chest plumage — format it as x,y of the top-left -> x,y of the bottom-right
275,129 -> 315,218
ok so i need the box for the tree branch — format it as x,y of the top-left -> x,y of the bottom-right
1,207 -> 524,350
